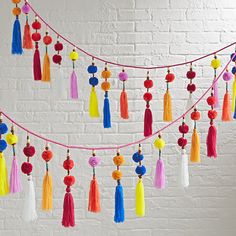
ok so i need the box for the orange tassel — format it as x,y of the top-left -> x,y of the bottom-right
120,90 -> 129,119
222,91 -> 232,121
23,21 -> 33,49
163,90 -> 172,121
88,176 -> 101,213
42,53 -> 50,82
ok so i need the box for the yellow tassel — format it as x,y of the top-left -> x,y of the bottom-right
89,87 -> 100,118
42,171 -> 53,210
42,53 -> 50,82
163,90 -> 172,121
232,76 -> 236,112
190,128 -> 200,163
0,153 -> 9,196
135,178 -> 145,217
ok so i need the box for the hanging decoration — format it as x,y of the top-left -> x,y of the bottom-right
32,16 -> 42,81
69,48 -> 79,99
41,143 -> 53,211
87,60 -> 100,118
112,151 -> 125,223
143,71 -> 153,137
231,52 -> 236,113
178,118 -> 189,188
52,36 -> 63,66
88,151 -> 101,213
119,69 -> 129,119
163,69 -> 175,122
153,134 -> 166,189
22,1 -> 33,49
101,64 -> 112,128
21,135 -> 37,222
6,125 -> 21,193
62,149 -> 75,227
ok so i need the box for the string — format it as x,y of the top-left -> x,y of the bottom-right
26,1 -> 236,70
2,52 -> 236,151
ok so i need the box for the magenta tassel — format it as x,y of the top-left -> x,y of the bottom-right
206,125 -> 217,158
154,159 -> 165,189
10,156 -> 22,193
70,71 -> 78,99
144,107 -> 153,137
213,81 -> 219,108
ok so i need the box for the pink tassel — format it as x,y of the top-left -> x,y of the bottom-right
70,71 -> 78,99
62,187 -> 75,227
206,125 -> 217,158
33,44 -> 42,81
154,159 -> 165,189
10,156 -> 22,193
144,106 -> 152,137
213,81 -> 219,108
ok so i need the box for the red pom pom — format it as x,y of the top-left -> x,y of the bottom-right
42,150 -> 53,162
32,32 -> 41,42
54,42 -> 63,51
63,159 -> 74,170
187,83 -> 196,92
21,162 -> 33,175
144,79 -> 153,89
43,35 -> 52,45
207,96 -> 216,106
191,110 -> 201,121
64,175 -> 75,186
208,110 -> 217,120
165,73 -> 175,83
143,92 -> 152,102
186,70 -> 196,79
32,21 -> 41,30
52,54 -> 62,64
179,124 -> 189,134
177,137 -> 187,148
23,145 -> 35,157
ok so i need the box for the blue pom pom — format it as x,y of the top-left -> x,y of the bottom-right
232,67 -> 236,75
231,53 -> 236,62
89,77 -> 99,86
0,140 -> 7,152
135,165 -> 146,176
12,18 -> 23,55
132,152 -> 144,163
87,65 -> 98,74
0,123 -> 8,135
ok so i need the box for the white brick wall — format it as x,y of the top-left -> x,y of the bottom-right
1,0 -> 236,235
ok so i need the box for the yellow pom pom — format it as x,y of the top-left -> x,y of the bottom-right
154,138 -> 165,150
6,133 -> 18,145
211,59 -> 221,69
112,170 -> 122,180
69,50 -> 79,61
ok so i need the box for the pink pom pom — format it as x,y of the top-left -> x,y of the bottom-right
119,71 -> 128,82
88,156 -> 101,167
22,4 -> 31,14
223,71 -> 233,82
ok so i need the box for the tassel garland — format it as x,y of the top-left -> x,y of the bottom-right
69,49 -> 79,99
119,70 -> 129,119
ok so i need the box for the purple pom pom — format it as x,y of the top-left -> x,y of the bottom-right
88,156 -> 101,167
119,71 -> 128,82
223,71 -> 233,82
22,4 -> 31,14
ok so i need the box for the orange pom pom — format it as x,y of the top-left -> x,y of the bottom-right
12,0 -> 21,4
112,170 -> 122,180
12,7 -> 21,16
113,155 -> 125,166
101,81 -> 110,91
101,70 -> 111,79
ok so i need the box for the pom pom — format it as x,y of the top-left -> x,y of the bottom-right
207,96 -> 216,106
223,71 -> 233,82
132,152 -> 144,163
54,42 -> 63,51
88,156 -> 101,167
52,54 -> 62,64
43,35 -> 52,45
21,162 -> 33,175
22,4 -> 30,14
6,133 -> 18,145
101,70 -> 111,79
0,123 -> 8,134
87,65 -> 98,74
42,150 -> 53,162
211,58 -> 221,69
119,71 -> 128,81
113,155 -> 125,166
144,79 -> 153,89
179,124 -> 189,134
187,83 -> 196,93
177,137 -> 187,148
208,110 -> 217,120
231,53 -> 236,62
63,159 -> 74,170
32,21 -> 41,30
101,81 -> 110,91
12,7 -> 21,16
89,77 -> 99,86
64,175 -> 75,187
69,51 -> 79,61
232,67 -> 236,75
165,73 -> 175,83
143,92 -> 152,102
23,145 -> 35,157
0,140 -> 7,152
112,170 -> 122,180
135,165 -> 146,176
186,70 -> 196,79
154,138 -> 165,150
191,110 -> 201,120
12,0 -> 21,3
32,32 -> 41,42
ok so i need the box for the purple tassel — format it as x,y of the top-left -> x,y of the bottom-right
10,156 -> 22,193
154,159 -> 165,189
70,71 -> 78,99
213,80 -> 219,108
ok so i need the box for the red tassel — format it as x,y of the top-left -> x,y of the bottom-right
144,106 -> 152,137
33,43 -> 42,81
62,186 -> 75,227
206,124 -> 217,158
88,176 -> 101,213
23,22 -> 33,49
120,90 -> 129,119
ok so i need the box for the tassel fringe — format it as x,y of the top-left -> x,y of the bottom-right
10,156 -> 22,194
88,177 -> 101,213
23,21 -> 33,49
103,92 -> 111,128
222,92 -> 232,121
120,90 -> 129,119
114,184 -> 124,223
70,71 -> 78,99
190,128 -> 200,163
179,149 -> 189,188
163,90 -> 172,121
135,179 -> 145,217
33,46 -> 42,81
0,153 -> 9,196
42,171 -> 53,211
206,125 -> 217,158
154,159 -> 165,189
12,17 -> 23,55
144,107 -> 152,137
42,53 -> 51,82
89,87 -> 100,118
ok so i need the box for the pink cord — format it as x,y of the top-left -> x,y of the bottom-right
26,1 -> 236,70
2,52 -> 235,151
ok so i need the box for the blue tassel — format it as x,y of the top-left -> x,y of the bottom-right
114,183 -> 125,223
103,91 -> 111,128
12,17 -> 23,55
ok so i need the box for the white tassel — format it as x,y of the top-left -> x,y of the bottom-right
22,175 -> 37,222
185,93 -> 194,127
179,149 -> 189,188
